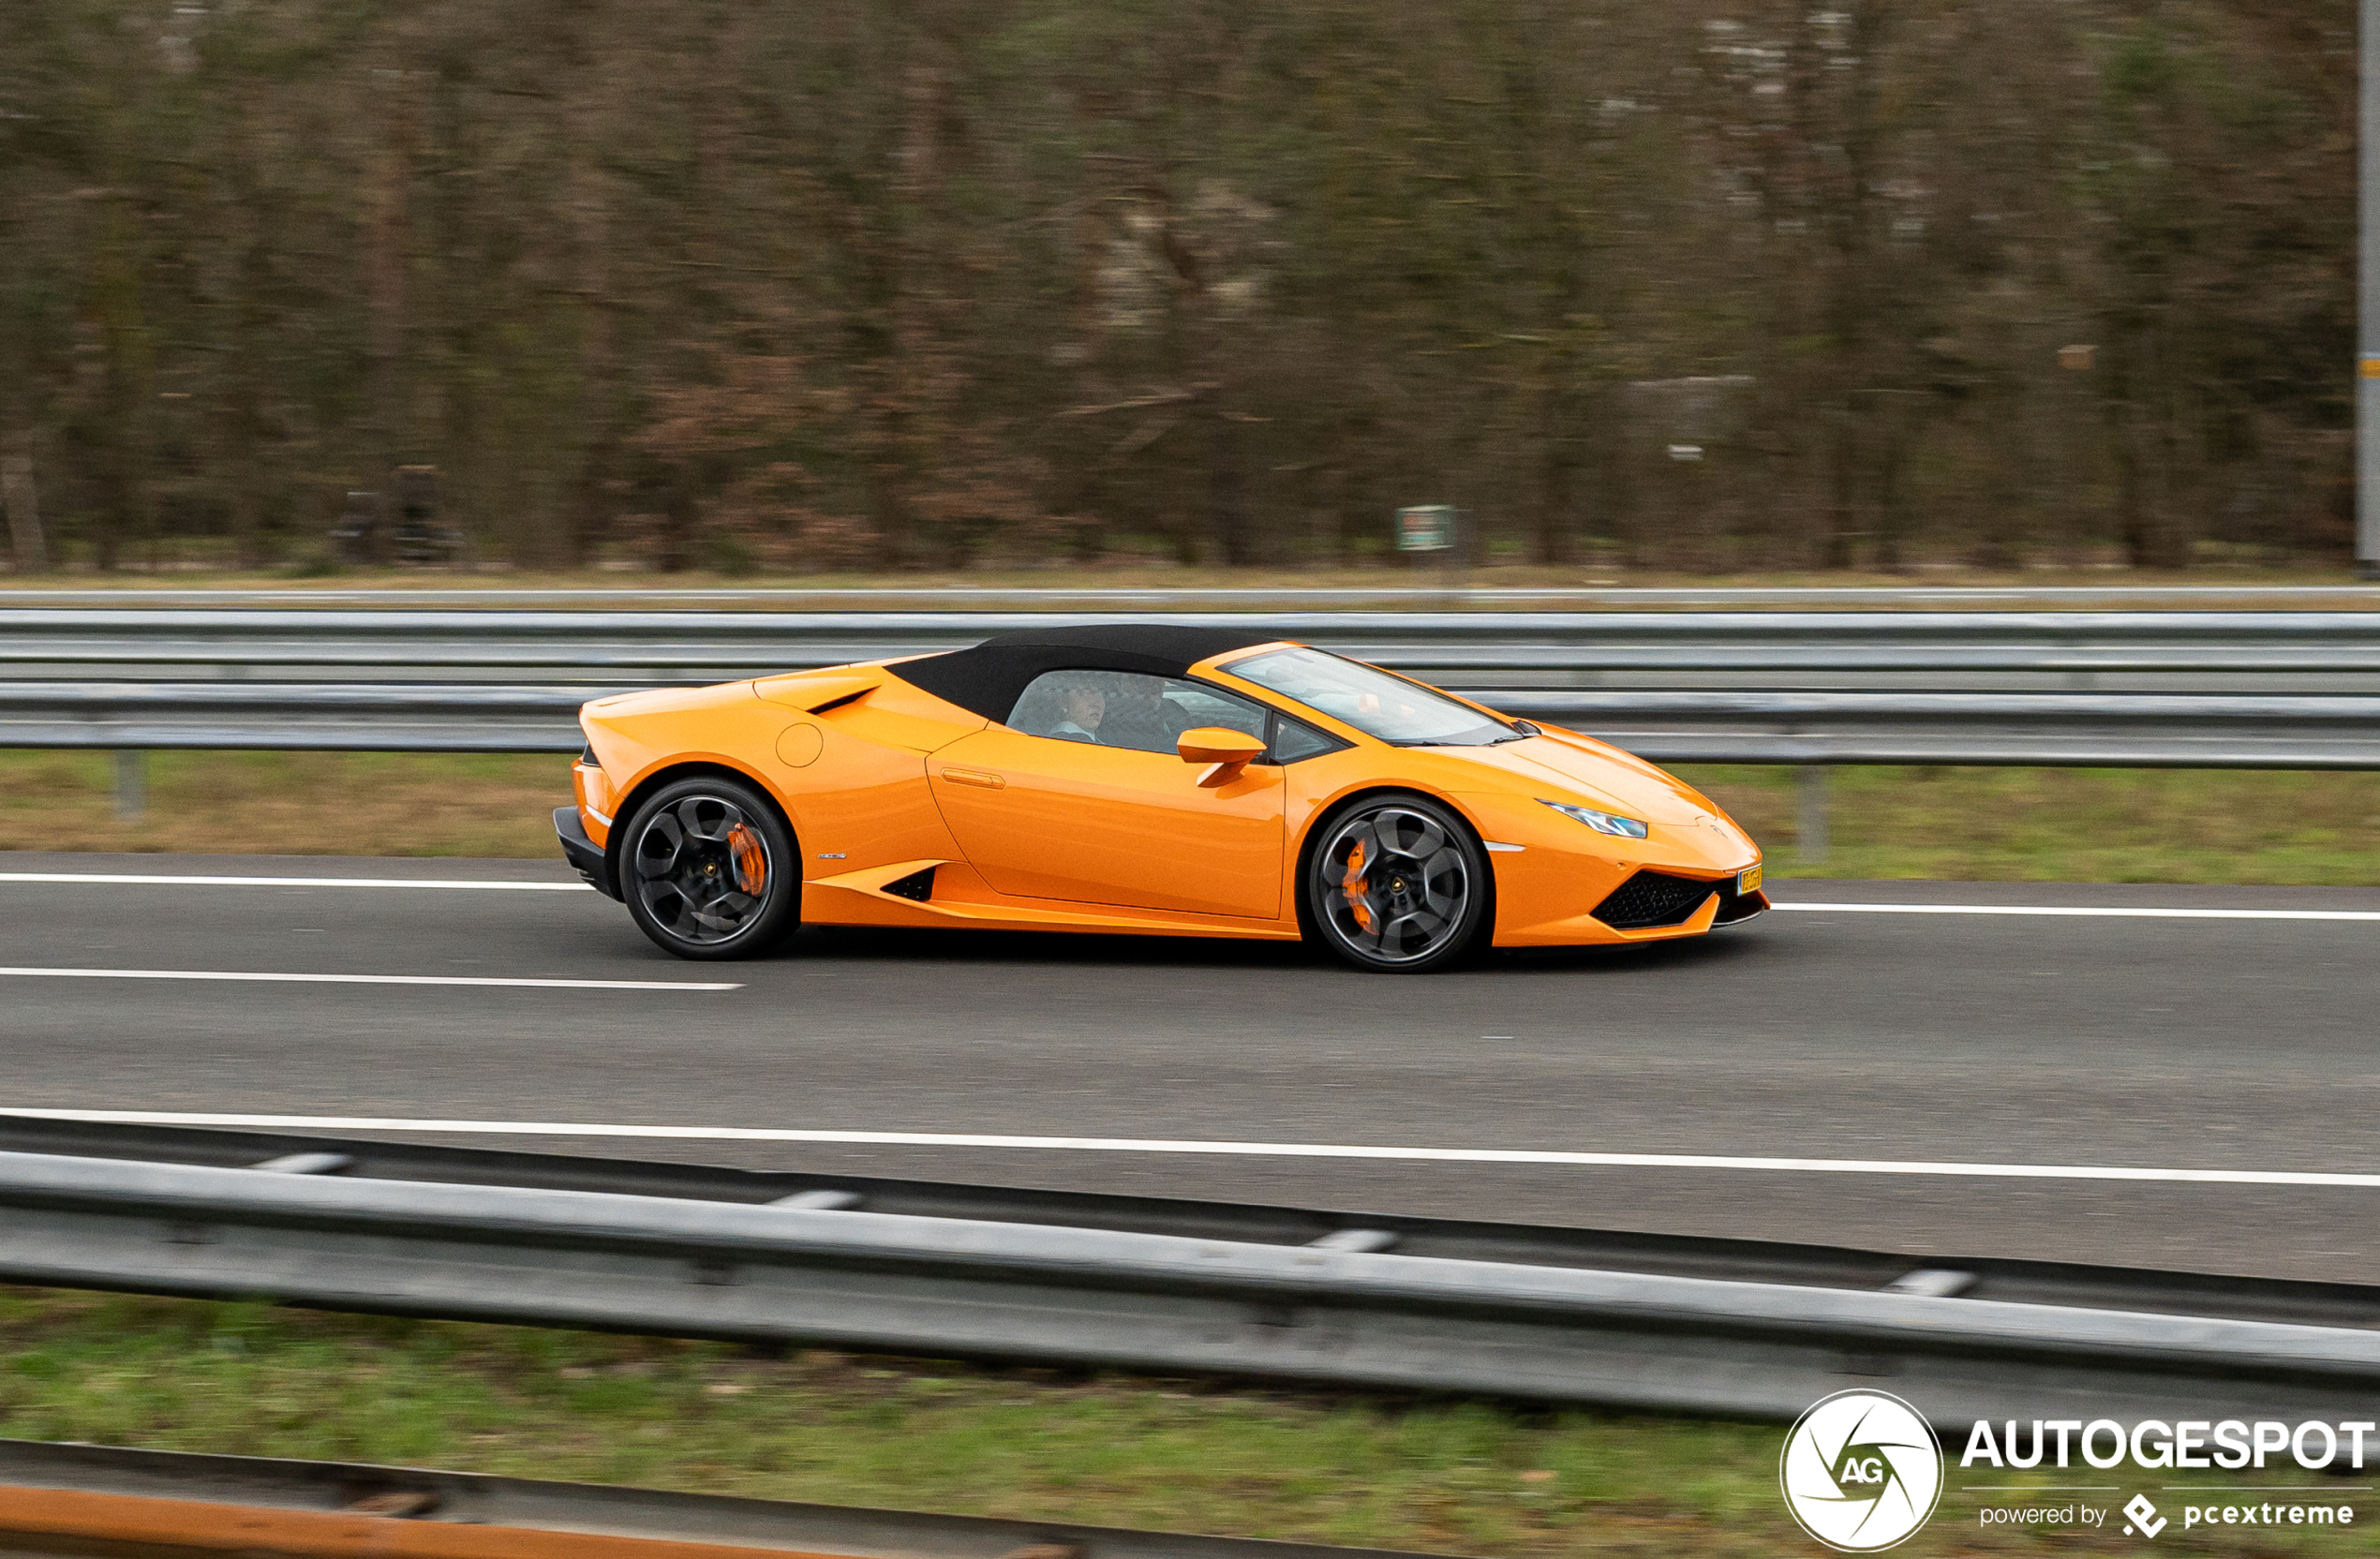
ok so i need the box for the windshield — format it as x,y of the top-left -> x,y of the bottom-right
1222,646 -> 1518,747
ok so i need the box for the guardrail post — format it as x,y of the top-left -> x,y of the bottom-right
2361,0 -> 2379,577
1796,765 -> 1829,863
113,750 -> 146,822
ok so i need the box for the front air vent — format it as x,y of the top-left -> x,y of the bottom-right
1592,870 -> 1718,930
1714,883 -> 1768,924
882,867 -> 937,903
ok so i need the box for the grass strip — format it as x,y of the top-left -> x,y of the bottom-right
1680,764 -> 2380,885
6,749 -> 2379,885
0,1286 -> 2366,1556
0,751 -> 566,859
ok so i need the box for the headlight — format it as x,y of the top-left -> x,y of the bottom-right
1540,798 -> 1648,839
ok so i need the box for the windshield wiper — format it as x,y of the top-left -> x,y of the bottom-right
1387,731 -> 1525,748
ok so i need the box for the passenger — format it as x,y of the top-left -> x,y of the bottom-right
1098,677 -> 1172,752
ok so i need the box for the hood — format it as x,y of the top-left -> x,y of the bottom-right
1435,731 -> 1715,824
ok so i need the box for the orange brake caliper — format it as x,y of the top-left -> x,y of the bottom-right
727,824 -> 768,895
1342,840 -> 1373,932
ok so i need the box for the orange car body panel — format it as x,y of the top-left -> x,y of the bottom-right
573,645 -> 1762,949
929,728 -> 1285,918
574,682 -> 792,853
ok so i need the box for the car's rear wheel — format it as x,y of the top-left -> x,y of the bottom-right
618,775 -> 799,960
1306,793 -> 1489,973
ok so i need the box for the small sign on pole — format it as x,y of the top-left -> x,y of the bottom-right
1395,505 -> 1456,553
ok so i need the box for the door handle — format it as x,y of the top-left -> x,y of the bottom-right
940,767 -> 1005,790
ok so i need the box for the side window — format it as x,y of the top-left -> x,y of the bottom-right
1008,669 -> 1165,747
1269,715 -> 1343,764
1161,682 -> 1268,748
1005,670 -> 1272,757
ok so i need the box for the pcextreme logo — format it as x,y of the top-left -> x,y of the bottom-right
1779,1389 -> 1945,1552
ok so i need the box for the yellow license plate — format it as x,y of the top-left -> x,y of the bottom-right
1738,864 -> 1763,896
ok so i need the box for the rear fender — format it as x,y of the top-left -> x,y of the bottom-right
601,758 -> 797,898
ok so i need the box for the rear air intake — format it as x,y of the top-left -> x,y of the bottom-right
882,867 -> 936,902
1592,870 -> 1718,930
809,689 -> 870,715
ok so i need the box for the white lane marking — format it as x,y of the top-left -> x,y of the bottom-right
0,968 -> 736,991
1776,902 -> 2380,922
1,1110 -> 2369,1187
0,873 -> 588,891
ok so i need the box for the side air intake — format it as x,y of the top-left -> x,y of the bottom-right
882,867 -> 937,903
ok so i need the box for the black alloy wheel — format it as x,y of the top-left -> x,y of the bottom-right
618,775 -> 800,960
1307,793 -> 1490,973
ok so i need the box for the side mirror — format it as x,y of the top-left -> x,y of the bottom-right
1178,726 -> 1267,787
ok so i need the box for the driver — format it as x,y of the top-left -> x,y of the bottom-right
1049,679 -> 1106,743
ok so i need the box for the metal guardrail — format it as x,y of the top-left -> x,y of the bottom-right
1519,690 -> 2380,768
15,609 -> 2380,681
0,1124 -> 2373,1433
14,688 -> 2380,767
10,608 -> 2380,767
0,1439 -> 1435,1559
0,681 -> 588,753
1,1114 -> 2366,1329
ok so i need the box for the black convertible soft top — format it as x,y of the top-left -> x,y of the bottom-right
889,623 -> 1284,723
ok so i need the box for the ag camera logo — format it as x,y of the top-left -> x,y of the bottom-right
1780,1389 -> 1944,1552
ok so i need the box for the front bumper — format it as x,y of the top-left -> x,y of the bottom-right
1710,884 -> 1770,928
1593,868 -> 1768,930
554,806 -> 617,899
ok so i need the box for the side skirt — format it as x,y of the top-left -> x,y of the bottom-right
800,860 -> 1302,942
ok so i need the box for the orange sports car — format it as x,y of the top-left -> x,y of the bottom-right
555,624 -> 1764,972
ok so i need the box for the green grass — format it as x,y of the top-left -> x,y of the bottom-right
0,1286 -> 2368,1555
7,749 -> 2378,886
1682,765 -> 2380,884
0,750 -> 567,858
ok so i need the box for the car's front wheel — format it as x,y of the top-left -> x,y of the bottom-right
1305,793 -> 1490,973
618,775 -> 800,960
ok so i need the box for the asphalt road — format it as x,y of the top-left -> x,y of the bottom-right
1,853 -> 2373,1282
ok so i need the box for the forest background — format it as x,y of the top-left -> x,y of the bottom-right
0,0 -> 2357,577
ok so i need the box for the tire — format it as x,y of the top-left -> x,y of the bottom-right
1303,792 -> 1491,973
617,775 -> 800,960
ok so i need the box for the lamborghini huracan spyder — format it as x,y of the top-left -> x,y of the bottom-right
555,623 -> 1764,972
